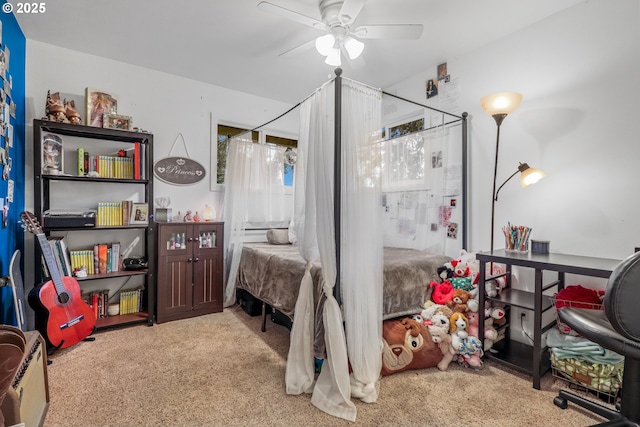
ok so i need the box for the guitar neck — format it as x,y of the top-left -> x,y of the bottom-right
36,233 -> 66,293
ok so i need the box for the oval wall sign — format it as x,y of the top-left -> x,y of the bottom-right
153,157 -> 206,185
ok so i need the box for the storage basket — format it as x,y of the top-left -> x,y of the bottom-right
550,352 -> 623,404
550,295 -> 604,337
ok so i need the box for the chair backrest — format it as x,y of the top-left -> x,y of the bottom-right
604,250 -> 640,341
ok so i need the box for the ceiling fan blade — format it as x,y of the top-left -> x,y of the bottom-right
353,24 -> 424,40
339,0 -> 366,25
258,1 -> 327,30
278,38 -> 316,57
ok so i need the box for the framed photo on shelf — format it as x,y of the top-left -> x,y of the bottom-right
85,88 -> 118,127
41,132 -> 64,175
130,203 -> 149,225
103,114 -> 132,130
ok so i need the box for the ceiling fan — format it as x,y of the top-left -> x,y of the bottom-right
258,0 -> 423,66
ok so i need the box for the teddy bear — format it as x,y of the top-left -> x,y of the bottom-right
381,317 -> 443,376
425,312 -> 450,344
449,312 -> 469,351
446,288 -> 472,313
483,317 -> 499,351
436,333 -> 457,371
421,302 -> 454,323
484,263 -> 508,297
484,301 -> 506,328
437,262 -> 454,281
457,311 -> 485,368
429,280 -> 455,305
467,310 -> 498,352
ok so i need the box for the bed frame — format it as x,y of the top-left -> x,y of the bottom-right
232,69 -> 468,335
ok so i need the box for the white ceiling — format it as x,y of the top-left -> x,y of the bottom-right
15,0 -> 585,104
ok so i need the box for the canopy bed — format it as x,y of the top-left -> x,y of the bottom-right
223,69 -> 468,421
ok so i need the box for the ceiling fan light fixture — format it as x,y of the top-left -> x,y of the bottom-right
315,33 -> 335,56
344,36 -> 364,59
324,48 -> 341,66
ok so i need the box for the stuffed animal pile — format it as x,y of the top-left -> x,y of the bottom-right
417,250 -> 509,370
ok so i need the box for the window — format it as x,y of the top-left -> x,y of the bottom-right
381,115 -> 430,190
210,116 -> 297,190
265,134 -> 297,187
215,124 -> 258,185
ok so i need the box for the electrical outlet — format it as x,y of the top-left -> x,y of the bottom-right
521,312 -> 526,319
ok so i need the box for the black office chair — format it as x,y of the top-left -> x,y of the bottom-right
553,251 -> 640,426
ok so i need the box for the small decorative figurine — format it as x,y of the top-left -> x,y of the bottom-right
45,91 -> 67,122
184,210 -> 193,222
193,211 -> 201,222
174,211 -> 183,222
64,99 -> 82,124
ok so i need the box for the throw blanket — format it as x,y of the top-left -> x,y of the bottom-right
547,328 -> 623,365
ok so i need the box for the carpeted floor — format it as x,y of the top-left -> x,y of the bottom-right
42,307 -> 606,426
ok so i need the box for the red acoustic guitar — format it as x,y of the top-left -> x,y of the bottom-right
22,211 -> 96,353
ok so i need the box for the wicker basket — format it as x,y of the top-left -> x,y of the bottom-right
551,352 -> 623,403
550,296 -> 603,337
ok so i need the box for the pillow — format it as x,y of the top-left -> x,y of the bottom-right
266,229 -> 290,245
381,316 -> 444,376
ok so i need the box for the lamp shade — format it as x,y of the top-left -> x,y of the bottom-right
518,162 -> 546,187
315,34 -> 335,56
344,36 -> 364,60
480,92 -> 523,117
324,48 -> 341,66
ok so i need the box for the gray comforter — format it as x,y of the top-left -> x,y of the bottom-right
236,243 -> 451,320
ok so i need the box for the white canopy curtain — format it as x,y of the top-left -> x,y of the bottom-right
222,135 -> 287,307
285,77 -> 383,422
381,122 -> 464,258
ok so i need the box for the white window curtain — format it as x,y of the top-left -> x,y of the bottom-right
222,135 -> 287,307
286,78 -> 383,422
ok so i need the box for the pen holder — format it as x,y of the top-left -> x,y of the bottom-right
503,224 -> 532,252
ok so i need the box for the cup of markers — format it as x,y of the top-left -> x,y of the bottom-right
503,223 -> 532,252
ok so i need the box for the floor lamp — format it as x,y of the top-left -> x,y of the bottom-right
481,92 -> 546,253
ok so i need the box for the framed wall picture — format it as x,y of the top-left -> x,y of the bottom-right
130,203 -> 149,225
104,114 -> 132,130
85,88 -> 118,127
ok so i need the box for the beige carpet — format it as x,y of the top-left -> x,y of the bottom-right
43,307 -> 606,427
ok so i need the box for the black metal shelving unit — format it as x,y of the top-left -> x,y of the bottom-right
33,119 -> 155,330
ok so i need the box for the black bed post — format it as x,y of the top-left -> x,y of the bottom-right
462,112 -> 468,250
334,67 -> 342,306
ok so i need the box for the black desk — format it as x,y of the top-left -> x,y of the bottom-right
476,250 -> 621,389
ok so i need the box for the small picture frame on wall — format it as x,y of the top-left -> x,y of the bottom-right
130,203 -> 149,225
103,114 -> 132,130
85,88 -> 118,127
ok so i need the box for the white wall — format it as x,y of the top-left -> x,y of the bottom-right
386,0 -> 640,274
385,0 -> 640,343
25,41 -> 298,213
23,41 -> 299,323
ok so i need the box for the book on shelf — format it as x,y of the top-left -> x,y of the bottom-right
77,147 -> 85,175
43,236 -> 72,277
119,287 -> 143,315
83,289 -> 109,319
69,241 -> 121,276
76,148 -> 134,179
97,244 -> 108,274
96,200 -> 143,227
